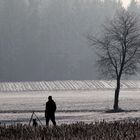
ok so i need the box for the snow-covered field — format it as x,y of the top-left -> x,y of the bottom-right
0,84 -> 140,125
0,80 -> 140,92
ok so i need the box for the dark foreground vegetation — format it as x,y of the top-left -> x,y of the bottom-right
0,120 -> 140,140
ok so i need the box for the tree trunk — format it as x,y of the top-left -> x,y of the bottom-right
113,78 -> 120,111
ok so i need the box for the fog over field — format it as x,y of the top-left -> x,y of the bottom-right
0,0 -> 140,81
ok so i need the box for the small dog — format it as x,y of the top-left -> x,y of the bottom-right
33,119 -> 38,127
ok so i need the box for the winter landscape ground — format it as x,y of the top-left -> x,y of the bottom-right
0,80 -> 140,125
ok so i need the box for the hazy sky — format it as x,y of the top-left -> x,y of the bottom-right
122,0 -> 140,8
122,0 -> 130,7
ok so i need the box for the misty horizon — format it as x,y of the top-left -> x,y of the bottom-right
0,0 -> 140,82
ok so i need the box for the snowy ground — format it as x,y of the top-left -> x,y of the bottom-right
0,80 -> 140,92
0,89 -> 140,125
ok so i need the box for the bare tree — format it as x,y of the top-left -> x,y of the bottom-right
88,10 -> 140,111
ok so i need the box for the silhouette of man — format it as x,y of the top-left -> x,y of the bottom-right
45,96 -> 56,126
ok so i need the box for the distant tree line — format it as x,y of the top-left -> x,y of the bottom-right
0,0 -> 139,81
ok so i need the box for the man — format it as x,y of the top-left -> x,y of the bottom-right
45,96 -> 56,126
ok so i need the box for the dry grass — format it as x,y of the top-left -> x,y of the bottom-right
0,120 -> 140,140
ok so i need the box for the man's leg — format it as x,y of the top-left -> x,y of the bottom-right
45,116 -> 50,126
51,114 -> 56,126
